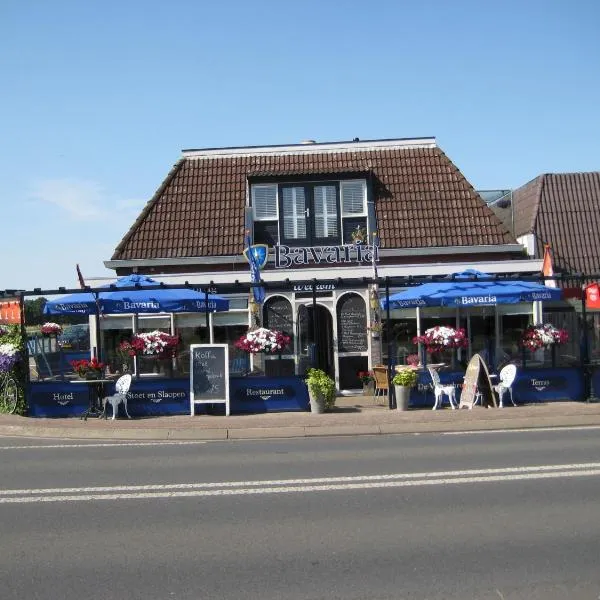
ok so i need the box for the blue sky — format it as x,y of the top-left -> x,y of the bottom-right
1,0 -> 599,292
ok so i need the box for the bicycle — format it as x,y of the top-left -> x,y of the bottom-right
0,372 -> 18,414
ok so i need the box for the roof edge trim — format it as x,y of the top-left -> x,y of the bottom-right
181,137 -> 437,159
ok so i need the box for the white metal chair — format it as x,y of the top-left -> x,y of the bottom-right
101,374 -> 132,420
493,364 -> 517,408
427,366 -> 456,410
372,366 -> 389,402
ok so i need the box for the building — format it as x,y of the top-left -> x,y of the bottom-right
96,137 -> 541,391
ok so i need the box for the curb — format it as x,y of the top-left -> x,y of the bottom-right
2,414 -> 600,441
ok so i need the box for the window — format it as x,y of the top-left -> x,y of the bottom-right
251,178 -> 368,247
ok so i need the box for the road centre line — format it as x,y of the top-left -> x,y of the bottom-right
1,469 -> 600,504
1,463 -> 600,504
443,425 -> 600,435
0,441 -> 208,450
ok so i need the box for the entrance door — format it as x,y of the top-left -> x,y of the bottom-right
297,304 -> 334,376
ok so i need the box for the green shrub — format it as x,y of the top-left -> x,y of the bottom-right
304,368 -> 336,410
391,368 -> 417,387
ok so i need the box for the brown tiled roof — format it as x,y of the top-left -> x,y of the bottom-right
112,142 -> 515,261
512,172 -> 600,275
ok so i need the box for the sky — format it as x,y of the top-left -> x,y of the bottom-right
1,0 -> 599,293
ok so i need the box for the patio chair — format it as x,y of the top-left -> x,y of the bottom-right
372,366 -> 389,402
427,366 -> 456,410
101,374 -> 132,420
493,364 -> 517,408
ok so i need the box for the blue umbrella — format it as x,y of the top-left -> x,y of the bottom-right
44,274 -> 229,315
381,269 -> 562,310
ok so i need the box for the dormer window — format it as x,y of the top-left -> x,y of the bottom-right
251,178 -> 368,247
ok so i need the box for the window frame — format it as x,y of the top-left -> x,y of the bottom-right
250,175 -> 369,248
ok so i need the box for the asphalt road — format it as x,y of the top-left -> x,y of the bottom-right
1,429 -> 600,600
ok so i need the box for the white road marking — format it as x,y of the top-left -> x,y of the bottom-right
443,425 -> 600,435
1,463 -> 599,504
0,441 -> 207,450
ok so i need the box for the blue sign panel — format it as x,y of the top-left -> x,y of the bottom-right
28,382 -> 90,417
28,378 -> 200,418
406,367 -> 585,408
409,370 -> 465,408
592,368 -> 600,397
229,376 -> 309,413
512,368 -> 584,403
125,378 -> 194,416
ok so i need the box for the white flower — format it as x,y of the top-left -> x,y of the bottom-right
0,343 -> 18,357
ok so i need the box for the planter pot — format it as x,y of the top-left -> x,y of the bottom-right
394,385 -> 411,411
308,389 -> 326,414
362,381 -> 374,396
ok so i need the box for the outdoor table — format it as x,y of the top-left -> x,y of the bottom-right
69,378 -> 115,420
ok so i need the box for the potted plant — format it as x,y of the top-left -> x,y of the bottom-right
304,368 -> 336,413
234,327 -> 291,354
70,358 -> 106,380
391,367 -> 418,411
357,370 -> 374,395
368,321 -> 383,339
130,330 -> 180,358
350,224 -> 367,244
40,322 -> 62,337
520,323 -> 568,351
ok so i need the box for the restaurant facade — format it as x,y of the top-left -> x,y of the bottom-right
89,138 -> 548,392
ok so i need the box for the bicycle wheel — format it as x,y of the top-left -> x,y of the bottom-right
1,376 -> 18,414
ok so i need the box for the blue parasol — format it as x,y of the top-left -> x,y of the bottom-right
44,274 -> 229,315
381,270 -> 562,310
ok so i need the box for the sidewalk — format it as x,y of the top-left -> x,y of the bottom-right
2,395 -> 600,441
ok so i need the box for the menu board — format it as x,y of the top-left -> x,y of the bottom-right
337,294 -> 367,352
190,344 -> 230,416
459,353 -> 496,409
264,297 -> 294,342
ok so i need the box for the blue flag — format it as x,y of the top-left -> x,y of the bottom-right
244,234 -> 266,305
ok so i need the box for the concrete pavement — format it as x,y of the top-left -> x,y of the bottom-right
2,394 -> 600,441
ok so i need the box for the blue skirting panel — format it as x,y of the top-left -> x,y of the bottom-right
229,376 -> 309,413
27,378 -> 202,418
407,367 -> 585,408
512,367 -> 585,403
28,376 -> 310,417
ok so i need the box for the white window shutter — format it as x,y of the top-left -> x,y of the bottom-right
314,185 -> 338,237
341,180 -> 366,215
252,185 -> 277,220
282,187 -> 307,239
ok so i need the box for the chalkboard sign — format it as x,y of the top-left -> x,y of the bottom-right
337,294 -> 367,352
264,297 -> 294,345
190,344 -> 230,416
459,353 -> 496,409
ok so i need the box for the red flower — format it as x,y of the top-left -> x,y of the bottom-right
70,358 -> 105,378
357,371 -> 374,384
235,328 -> 291,354
413,326 -> 468,353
